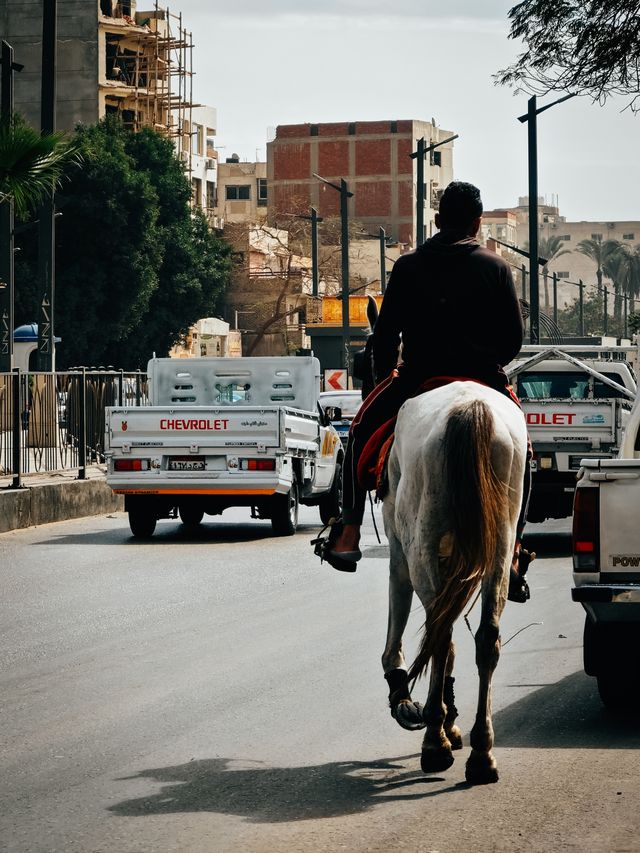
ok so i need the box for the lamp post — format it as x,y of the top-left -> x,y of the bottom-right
410,134 -> 458,247
0,40 -> 23,373
312,173 -> 354,373
37,0 -> 57,371
293,207 -> 323,297
517,93 -> 576,343
359,226 -> 391,294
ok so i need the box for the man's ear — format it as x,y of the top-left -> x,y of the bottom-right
469,215 -> 481,237
434,212 -> 441,230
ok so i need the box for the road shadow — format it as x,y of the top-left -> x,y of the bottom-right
521,530 -> 571,558
109,754 -> 462,823
39,520 -> 320,547
494,669 -> 640,748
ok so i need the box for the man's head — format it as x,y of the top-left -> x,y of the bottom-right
435,181 -> 483,237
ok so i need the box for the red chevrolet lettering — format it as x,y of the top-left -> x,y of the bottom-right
160,418 -> 229,430
526,412 -> 576,426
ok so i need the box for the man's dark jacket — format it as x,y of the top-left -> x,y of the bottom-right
372,233 -> 524,389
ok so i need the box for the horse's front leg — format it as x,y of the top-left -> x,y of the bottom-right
465,567 -> 508,785
382,535 -> 425,731
421,627 -> 455,773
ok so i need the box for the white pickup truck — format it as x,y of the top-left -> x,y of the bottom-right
507,345 -> 637,522
105,356 -> 343,538
572,390 -> 640,709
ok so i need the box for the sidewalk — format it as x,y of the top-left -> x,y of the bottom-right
0,467 -> 123,534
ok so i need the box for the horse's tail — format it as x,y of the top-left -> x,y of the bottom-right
408,399 -> 504,684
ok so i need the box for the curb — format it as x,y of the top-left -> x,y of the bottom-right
0,477 -> 123,534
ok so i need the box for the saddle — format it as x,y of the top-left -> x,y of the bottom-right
356,375 -> 519,498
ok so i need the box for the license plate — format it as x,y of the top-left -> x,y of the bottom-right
168,458 -> 205,471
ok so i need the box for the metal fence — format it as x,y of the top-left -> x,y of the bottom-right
0,370 -> 147,486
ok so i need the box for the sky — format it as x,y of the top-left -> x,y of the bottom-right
173,0 -> 640,223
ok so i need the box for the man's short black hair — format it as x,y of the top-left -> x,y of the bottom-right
438,181 -> 483,230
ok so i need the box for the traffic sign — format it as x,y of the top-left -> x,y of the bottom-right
324,369 -> 348,391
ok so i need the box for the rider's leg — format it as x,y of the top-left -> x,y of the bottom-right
330,367 -> 415,558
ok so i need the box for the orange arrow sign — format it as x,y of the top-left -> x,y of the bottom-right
325,369 -> 347,390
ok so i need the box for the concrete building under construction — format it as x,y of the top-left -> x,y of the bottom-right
1,0 -> 201,174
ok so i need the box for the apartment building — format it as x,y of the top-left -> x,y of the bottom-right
215,157 -> 268,225
266,119 -> 455,248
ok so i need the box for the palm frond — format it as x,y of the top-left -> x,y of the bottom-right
0,121 -> 82,216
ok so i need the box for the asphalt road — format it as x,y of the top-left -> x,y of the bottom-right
1,507 -> 639,853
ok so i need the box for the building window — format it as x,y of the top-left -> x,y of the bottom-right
206,180 -> 216,209
226,185 -> 251,200
556,271 -> 570,279
192,124 -> 204,156
557,235 -> 571,241
192,177 -> 202,207
591,233 -> 602,240
431,150 -> 442,167
257,178 -> 267,207
623,233 -> 635,240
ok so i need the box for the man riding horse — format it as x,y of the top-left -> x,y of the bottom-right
314,180 -> 533,601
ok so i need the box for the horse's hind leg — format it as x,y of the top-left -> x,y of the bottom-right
444,643 -> 462,750
382,534 -> 425,731
421,626 -> 455,773
465,562 -> 509,785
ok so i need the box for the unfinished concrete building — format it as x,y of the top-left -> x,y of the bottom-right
1,0 -> 199,175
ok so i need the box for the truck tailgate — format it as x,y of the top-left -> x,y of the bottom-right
107,407 -> 281,448
524,400 -> 616,445
592,460 -> 640,575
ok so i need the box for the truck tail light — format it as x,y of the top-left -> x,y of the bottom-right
240,458 -> 276,471
572,487 -> 599,572
114,458 -> 150,472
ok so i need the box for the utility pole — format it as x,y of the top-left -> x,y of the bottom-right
518,92 -> 575,344
0,41 -> 23,373
310,207 -> 321,297
379,226 -> 386,294
37,0 -> 57,371
411,134 -> 458,248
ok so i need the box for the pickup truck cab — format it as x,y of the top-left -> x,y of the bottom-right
507,345 -> 637,522
572,375 -> 640,708
105,356 -> 343,538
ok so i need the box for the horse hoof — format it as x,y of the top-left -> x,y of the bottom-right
421,746 -> 455,774
391,699 -> 426,731
446,725 -> 463,750
465,752 -> 499,785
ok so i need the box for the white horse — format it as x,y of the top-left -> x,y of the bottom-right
381,381 -> 528,784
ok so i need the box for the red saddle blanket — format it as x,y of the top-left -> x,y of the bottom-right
356,375 -> 519,495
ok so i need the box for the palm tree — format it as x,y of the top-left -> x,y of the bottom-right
538,234 -> 570,309
576,236 -> 619,294
0,117 -> 81,217
602,243 -> 631,330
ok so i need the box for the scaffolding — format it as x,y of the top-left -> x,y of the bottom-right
99,0 -> 195,178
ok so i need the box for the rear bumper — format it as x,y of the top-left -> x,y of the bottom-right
108,474 -> 282,496
573,584 -> 640,623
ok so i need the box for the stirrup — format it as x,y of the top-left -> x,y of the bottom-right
508,548 -> 536,603
311,518 -> 361,573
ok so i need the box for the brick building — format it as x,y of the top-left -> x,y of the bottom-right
266,120 -> 455,248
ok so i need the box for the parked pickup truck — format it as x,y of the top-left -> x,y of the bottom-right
105,356 -> 343,538
507,344 -> 637,522
572,388 -> 640,709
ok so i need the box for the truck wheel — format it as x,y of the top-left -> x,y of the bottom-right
179,505 -> 204,527
129,508 -> 156,539
596,670 -> 635,711
271,476 -> 299,536
318,462 -> 343,526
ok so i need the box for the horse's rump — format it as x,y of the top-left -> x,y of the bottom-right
406,394 -> 511,684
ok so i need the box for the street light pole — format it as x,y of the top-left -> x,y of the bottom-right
37,0 -> 57,371
0,40 -> 23,373
312,173 -> 354,375
310,206 -> 320,298
411,134 -> 458,248
379,226 -> 386,294
518,92 -> 576,344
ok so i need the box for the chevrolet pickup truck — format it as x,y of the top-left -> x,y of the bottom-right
506,345 -> 637,522
105,356 -> 343,538
572,385 -> 640,709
